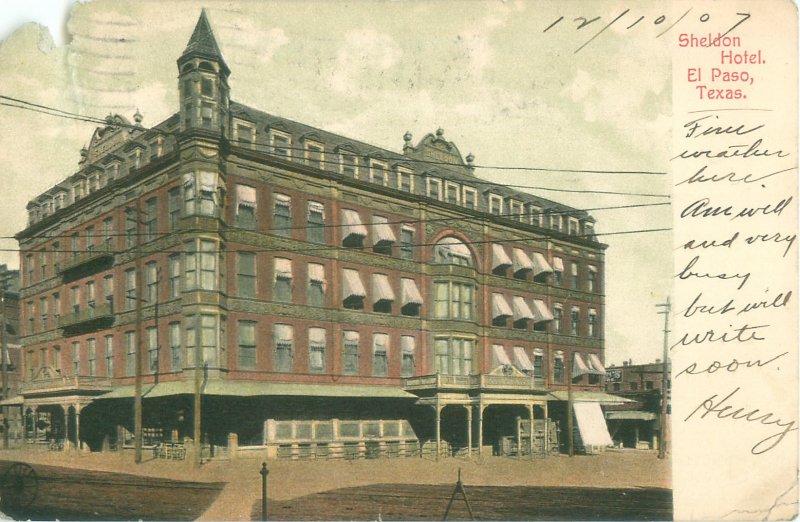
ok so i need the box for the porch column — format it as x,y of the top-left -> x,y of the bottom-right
434,402 -> 442,461
543,401 -> 549,457
32,407 -> 38,440
75,404 -> 81,450
529,403 -> 535,460
465,405 -> 472,459
477,403 -> 484,457
516,416 -> 522,460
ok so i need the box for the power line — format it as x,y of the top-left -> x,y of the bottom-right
10,202 -> 670,243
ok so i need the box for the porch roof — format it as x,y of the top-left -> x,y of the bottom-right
605,410 -> 657,421
96,381 -> 416,400
548,391 -> 635,405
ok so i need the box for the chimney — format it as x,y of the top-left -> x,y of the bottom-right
622,361 -> 629,367
656,358 -> 661,364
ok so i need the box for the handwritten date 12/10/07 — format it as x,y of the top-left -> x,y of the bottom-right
544,9 -> 750,53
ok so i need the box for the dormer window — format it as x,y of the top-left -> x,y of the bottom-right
270,131 -> 291,159
397,167 -> 413,192
427,178 -> 442,200
529,205 -> 542,227
584,221 -> 595,239
370,161 -> 388,186
488,194 -> 503,216
550,214 -> 562,231
444,181 -> 460,205
88,175 -> 99,193
54,193 -> 65,211
509,200 -> 523,221
150,136 -> 164,161
463,187 -> 477,209
128,150 -> 141,174
235,123 -> 255,149
568,217 -> 579,235
305,142 -> 324,169
340,153 -> 358,178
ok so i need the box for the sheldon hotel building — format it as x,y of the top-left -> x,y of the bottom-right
10,12 -> 610,459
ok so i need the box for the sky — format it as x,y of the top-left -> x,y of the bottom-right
0,0 -> 673,365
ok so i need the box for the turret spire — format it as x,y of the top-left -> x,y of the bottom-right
180,9 -> 229,74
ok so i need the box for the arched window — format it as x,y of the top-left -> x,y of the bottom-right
432,237 -> 474,267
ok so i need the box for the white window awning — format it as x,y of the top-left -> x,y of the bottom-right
308,263 -> 325,284
274,324 -> 294,342
401,278 -> 423,306
512,248 -> 533,274
492,244 -> 512,270
372,274 -> 395,303
532,253 -> 553,276
492,344 -> 511,367
199,171 -> 218,192
372,217 -> 396,243
512,296 -> 535,321
373,333 -> 389,353
572,352 -> 591,378
341,209 -> 368,239
237,185 -> 256,208
573,402 -> 614,447
274,258 -> 292,280
588,265 -> 598,273
308,327 -> 326,345
532,299 -> 554,323
274,193 -> 291,204
435,237 -> 472,263
513,346 -> 533,371
552,256 -> 565,272
342,269 -> 366,299
343,330 -> 359,343
492,293 -> 513,319
401,335 -> 415,354
587,353 -> 606,375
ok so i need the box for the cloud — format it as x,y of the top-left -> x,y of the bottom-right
329,29 -> 402,95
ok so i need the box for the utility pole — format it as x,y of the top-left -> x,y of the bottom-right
1,278 -> 8,450
129,200 -> 144,464
656,297 -> 671,460
194,315 -> 202,468
567,360 -> 574,457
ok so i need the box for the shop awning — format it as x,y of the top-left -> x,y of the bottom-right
401,278 -> 423,306
372,217 -> 396,243
372,274 -> 395,303
548,391 -> 635,405
96,381 -> 416,400
513,346 -> 533,372
341,209 -> 368,239
531,253 -> 553,276
342,269 -> 366,299
532,299 -> 554,323
572,352 -> 591,378
491,244 -> 512,270
512,296 -> 534,321
492,293 -> 513,319
512,248 -> 533,274
492,344 -> 511,367
605,410 -> 656,421
573,402 -> 614,446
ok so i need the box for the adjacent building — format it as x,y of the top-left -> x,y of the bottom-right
0,264 -> 22,443
14,11 -> 613,459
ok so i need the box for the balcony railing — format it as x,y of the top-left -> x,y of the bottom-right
58,301 -> 114,331
21,375 -> 113,394
403,373 -> 546,392
60,241 -> 115,277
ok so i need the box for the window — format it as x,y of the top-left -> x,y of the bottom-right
432,237 -> 473,266
40,250 -> 48,279
444,182 -> 460,205
183,171 -> 219,217
427,178 -> 441,200
51,346 -> 60,371
550,214 -> 562,231
433,281 -> 474,320
185,240 -> 218,291
169,322 -> 181,371
553,351 -> 565,383
342,331 -> 360,375
463,187 -> 477,209
125,331 -> 135,376
553,304 -> 563,334
570,262 -> 579,290
307,202 -> 325,243
71,232 -> 80,259
168,254 -> 180,298
272,194 -> 292,237
569,217 -> 579,235
145,197 -> 157,242
52,242 -> 60,273
510,200 -> 524,221
372,216 -> 395,255
306,143 -> 323,169
147,327 -> 158,373
570,306 -> 580,335
372,273 -> 394,314
341,209 -> 367,248
273,258 -> 292,303
491,292 -> 512,327
235,185 -> 257,229
125,212 -> 136,249
87,338 -> 96,376
341,268 -> 366,309
646,380 -> 654,390
105,335 -> 114,377
128,150 -> 141,174
201,77 -> 214,96
146,262 -> 158,304
400,335 -> 415,377
587,266 -> 598,292
400,277 -> 422,316
533,348 -> 544,379
588,309 -> 597,338
86,281 -> 96,309
238,321 -> 256,370
530,205 -> 542,227
26,301 -> 35,334
585,222 -> 595,239
630,382 -> 639,391
125,268 -> 136,310
399,226 -> 414,260
237,252 -> 257,298
307,263 -> 325,307
552,257 -> 564,286
25,254 -> 33,285
52,293 -> 60,325
150,136 -> 163,161
236,123 -> 254,148
102,217 -> 114,248
200,102 -> 214,129
308,327 -> 326,373
397,169 -> 413,192
72,341 -> 80,375
188,314 -> 218,367
340,153 -> 357,178
372,333 -> 389,377
274,323 -> 293,372
271,132 -> 290,158
370,162 -> 388,186
488,194 -> 503,216
39,297 -> 48,331
434,337 -> 475,376
168,187 -> 181,230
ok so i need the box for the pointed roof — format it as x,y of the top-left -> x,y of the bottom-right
179,9 -> 229,74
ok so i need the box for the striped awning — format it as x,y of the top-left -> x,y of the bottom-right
512,248 -> 533,274
342,269 -> 366,299
513,346 -> 533,371
492,344 -> 511,367
372,274 -> 395,303
401,278 -> 423,306
572,352 -> 591,378
512,296 -> 534,321
532,299 -> 554,323
491,244 -> 512,270
492,293 -> 513,319
531,253 -> 553,276
341,209 -> 368,240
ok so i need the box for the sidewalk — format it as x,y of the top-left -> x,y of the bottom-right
0,447 -> 671,520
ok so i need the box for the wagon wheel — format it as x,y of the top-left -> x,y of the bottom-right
1,462 -> 38,509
